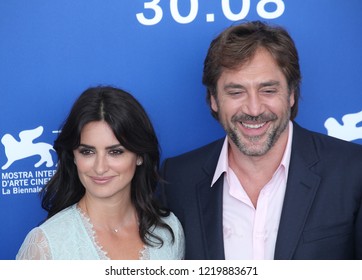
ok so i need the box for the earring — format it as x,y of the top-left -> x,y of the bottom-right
136,158 -> 143,166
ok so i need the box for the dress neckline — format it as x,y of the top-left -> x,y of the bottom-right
74,204 -> 148,260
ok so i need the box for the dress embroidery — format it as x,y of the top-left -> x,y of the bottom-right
75,205 -> 150,260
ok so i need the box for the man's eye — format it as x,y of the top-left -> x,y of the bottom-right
261,88 -> 277,94
228,91 -> 244,96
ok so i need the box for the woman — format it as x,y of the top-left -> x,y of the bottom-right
16,86 -> 184,259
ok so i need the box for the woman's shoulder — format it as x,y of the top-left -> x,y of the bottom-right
147,212 -> 185,260
159,211 -> 185,247
39,204 -> 80,233
160,211 -> 182,229
148,211 -> 184,241
16,205 -> 80,260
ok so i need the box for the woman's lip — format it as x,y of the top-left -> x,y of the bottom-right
90,176 -> 114,184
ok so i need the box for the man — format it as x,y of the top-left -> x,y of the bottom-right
160,21 -> 362,259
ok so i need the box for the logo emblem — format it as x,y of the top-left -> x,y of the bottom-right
324,110 -> 362,142
1,126 -> 55,170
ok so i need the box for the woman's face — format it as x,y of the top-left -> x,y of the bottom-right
73,121 -> 141,200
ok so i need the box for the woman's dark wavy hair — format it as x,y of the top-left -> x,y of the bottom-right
203,20 -> 301,121
41,86 -> 174,247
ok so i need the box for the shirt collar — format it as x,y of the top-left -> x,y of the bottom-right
211,121 -> 294,187
211,137 -> 229,187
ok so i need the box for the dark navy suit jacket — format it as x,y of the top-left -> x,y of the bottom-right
160,123 -> 362,259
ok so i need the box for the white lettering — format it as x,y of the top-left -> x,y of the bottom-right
30,178 -> 51,185
1,171 -> 33,180
12,186 -> 42,194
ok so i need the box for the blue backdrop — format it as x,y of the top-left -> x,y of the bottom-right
1,0 -> 361,259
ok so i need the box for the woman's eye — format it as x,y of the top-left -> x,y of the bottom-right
109,149 -> 124,156
78,148 -> 94,156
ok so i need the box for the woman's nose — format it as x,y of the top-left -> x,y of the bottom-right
94,155 -> 109,175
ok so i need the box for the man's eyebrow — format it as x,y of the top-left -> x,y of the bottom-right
223,83 -> 246,90
223,80 -> 281,90
260,80 -> 280,87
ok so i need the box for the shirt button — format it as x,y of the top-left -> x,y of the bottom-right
223,226 -> 232,238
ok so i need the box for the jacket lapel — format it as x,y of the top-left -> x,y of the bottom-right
196,139 -> 225,259
274,123 -> 321,259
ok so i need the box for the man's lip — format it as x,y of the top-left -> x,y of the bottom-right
240,121 -> 267,129
238,121 -> 269,137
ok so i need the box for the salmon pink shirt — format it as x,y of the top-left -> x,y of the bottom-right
211,122 -> 293,259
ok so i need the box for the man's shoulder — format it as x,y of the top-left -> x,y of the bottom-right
161,138 -> 224,175
294,122 -> 362,156
166,138 -> 224,162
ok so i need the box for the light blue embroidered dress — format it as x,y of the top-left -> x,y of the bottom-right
16,204 -> 185,260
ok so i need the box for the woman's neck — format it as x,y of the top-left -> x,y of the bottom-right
78,194 -> 138,233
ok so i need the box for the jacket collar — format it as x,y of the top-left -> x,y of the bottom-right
196,138 -> 225,259
274,122 -> 321,259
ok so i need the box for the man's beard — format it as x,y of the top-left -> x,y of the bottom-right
225,111 -> 290,157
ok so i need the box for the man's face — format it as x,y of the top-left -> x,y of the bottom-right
211,48 -> 294,157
